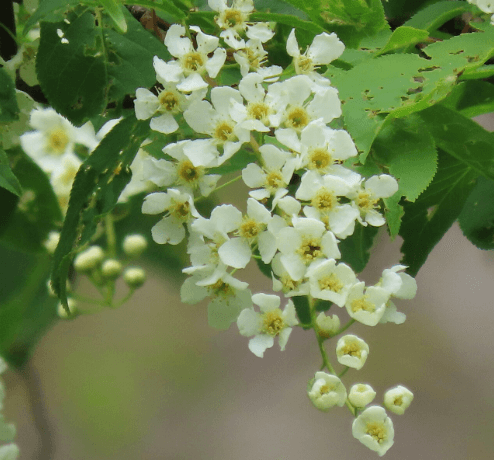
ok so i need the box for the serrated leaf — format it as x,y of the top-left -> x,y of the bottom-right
384,194 -> 404,239
440,81 -> 494,118
399,150 -> 477,276
374,26 -> 429,57
0,148 -> 62,253
372,115 -> 438,202
104,8 -> 171,100
0,68 -> 19,123
51,115 -> 150,308
0,149 -> 22,197
0,248 -> 57,368
101,0 -> 127,33
291,295 -> 311,326
404,1 -> 476,33
37,12 -> 107,125
419,105 -> 494,182
338,223 -> 379,273
458,177 -> 494,250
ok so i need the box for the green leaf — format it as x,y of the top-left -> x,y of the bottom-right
250,12 -> 325,35
372,115 -> 438,202
291,295 -> 311,327
404,1 -> 476,33
399,150 -> 477,276
209,149 -> 257,175
130,0 -> 187,21
440,81 -> 494,118
36,12 -> 107,125
24,0 -> 82,34
384,194 -> 404,239
104,8 -> 171,100
419,105 -> 494,182
0,149 -> 22,197
51,114 -> 150,308
458,177 -> 494,250
0,148 -> 62,253
0,68 -> 19,123
0,247 -> 58,368
374,26 -> 429,56
338,223 -> 379,273
101,0 -> 127,33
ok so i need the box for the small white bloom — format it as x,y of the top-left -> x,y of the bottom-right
349,175 -> 399,227
308,371 -> 347,411
287,29 -> 344,79
209,0 -> 254,32
234,38 -> 282,78
383,385 -> 414,415
348,383 -> 376,408
271,253 -> 310,296
336,334 -> 369,370
352,406 -> 394,456
237,294 -> 298,357
315,311 -> 340,338
380,265 -> 417,299
345,282 -> 390,326
307,259 -> 356,306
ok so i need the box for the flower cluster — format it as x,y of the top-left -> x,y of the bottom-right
132,3 -> 418,455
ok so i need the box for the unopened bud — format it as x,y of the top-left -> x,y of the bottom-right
74,246 -> 104,272
123,234 -> 147,257
123,267 -> 146,288
348,383 -> 376,408
316,312 -> 340,338
101,259 -> 122,279
57,298 -> 77,319
44,231 -> 60,255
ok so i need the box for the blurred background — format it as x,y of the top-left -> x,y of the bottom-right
2,114 -> 494,460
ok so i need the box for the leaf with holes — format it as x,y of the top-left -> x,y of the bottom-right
36,12 -> 107,125
51,114 -> 150,308
399,150 -> 477,276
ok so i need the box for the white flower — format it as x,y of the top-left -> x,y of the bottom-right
143,140 -> 220,196
49,152 -> 82,212
383,385 -> 413,415
209,0 -> 254,32
20,107 -> 97,173
345,282 -> 390,326
468,0 -> 494,13
184,86 -> 250,164
286,29 -> 344,83
142,189 -> 199,245
271,253 -> 310,296
241,144 -> 296,201
336,334 -> 369,370
380,265 -> 417,300
352,406 -> 394,456
307,259 -> 356,306
276,217 -> 340,281
296,170 -> 360,238
159,24 -> 227,91
233,39 -> 282,78
349,175 -> 399,227
267,75 -> 341,132
181,270 -> 252,330
348,383 -> 376,408
315,311 -> 340,338
308,371 -> 347,411
237,293 -> 298,357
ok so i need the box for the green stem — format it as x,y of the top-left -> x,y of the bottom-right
105,213 -> 117,258
335,318 -> 355,336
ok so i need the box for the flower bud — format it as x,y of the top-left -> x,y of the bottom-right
123,267 -> 146,288
44,231 -> 60,255
123,234 -> 147,257
57,298 -> 77,319
73,246 -> 104,272
315,311 -> 340,338
348,383 -> 376,408
384,385 -> 413,415
101,259 -> 122,279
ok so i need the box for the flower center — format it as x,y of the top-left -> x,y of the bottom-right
261,309 -> 285,336
351,295 -> 375,313
47,127 -> 69,154
209,280 -> 233,297
158,91 -> 180,113
286,106 -> 309,130
222,9 -> 244,29
247,102 -> 270,123
214,121 -> 236,143
342,342 -> 361,358
311,188 -> 337,212
356,191 -> 379,213
366,422 -> 387,444
297,237 -> 322,262
265,170 -> 284,191
182,51 -> 204,73
240,218 -> 263,239
171,199 -> 191,221
178,159 -> 202,185
308,148 -> 333,171
318,273 -> 343,292
295,55 -> 314,74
